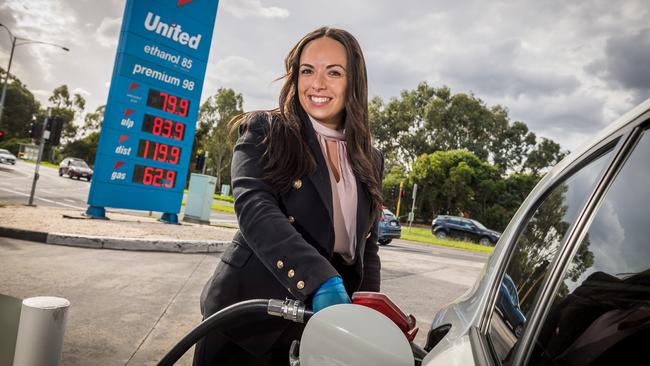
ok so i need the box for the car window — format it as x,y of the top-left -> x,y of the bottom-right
488,148 -> 615,363
71,161 -> 89,168
472,219 -> 488,230
527,129 -> 650,365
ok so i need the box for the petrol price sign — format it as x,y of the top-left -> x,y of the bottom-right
86,0 -> 219,222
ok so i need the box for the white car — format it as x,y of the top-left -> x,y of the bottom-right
420,97 -> 650,365
0,148 -> 17,165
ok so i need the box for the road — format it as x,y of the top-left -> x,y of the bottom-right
0,160 -> 238,225
0,237 -> 488,365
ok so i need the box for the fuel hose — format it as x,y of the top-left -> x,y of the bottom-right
157,298 -> 313,366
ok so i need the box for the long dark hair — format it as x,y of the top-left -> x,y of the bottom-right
230,27 -> 382,220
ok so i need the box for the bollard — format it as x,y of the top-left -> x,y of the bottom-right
12,297 -> 70,366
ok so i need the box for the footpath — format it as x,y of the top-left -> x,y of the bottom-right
0,204 -> 238,365
0,204 -> 237,253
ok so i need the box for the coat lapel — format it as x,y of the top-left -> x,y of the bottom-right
303,115 -> 372,258
355,175 -> 371,255
303,117 -> 334,223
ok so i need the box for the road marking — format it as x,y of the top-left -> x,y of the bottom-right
64,198 -> 78,203
0,187 -> 85,209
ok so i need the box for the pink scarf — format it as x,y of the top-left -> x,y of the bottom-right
309,116 -> 358,263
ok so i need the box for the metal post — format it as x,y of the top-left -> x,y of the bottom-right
0,36 -> 16,127
12,296 -> 70,366
408,183 -> 418,228
28,112 -> 49,206
395,180 -> 404,218
201,151 -> 208,174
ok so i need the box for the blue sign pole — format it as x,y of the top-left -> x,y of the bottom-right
86,0 -> 219,224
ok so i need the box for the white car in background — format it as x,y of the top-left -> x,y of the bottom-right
0,149 -> 17,165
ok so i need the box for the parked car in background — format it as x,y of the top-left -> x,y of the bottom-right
431,215 -> 500,245
378,208 -> 401,245
59,157 -> 93,181
0,149 -> 17,165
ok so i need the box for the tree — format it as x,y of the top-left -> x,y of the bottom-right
0,67 -> 40,139
409,149 -> 499,222
370,82 -> 565,175
83,105 -> 105,135
48,84 -> 86,140
525,138 -> 567,175
195,88 -> 243,187
60,132 -> 100,165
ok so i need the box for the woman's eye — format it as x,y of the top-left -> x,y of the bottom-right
329,70 -> 342,77
300,68 -> 313,75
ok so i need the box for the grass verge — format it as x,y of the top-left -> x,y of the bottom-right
181,199 -> 235,214
22,160 -> 59,169
401,226 -> 494,253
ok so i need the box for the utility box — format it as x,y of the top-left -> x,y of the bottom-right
183,173 -> 217,224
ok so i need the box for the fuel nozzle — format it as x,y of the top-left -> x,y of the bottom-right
267,298 -> 312,323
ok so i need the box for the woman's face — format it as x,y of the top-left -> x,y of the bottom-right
297,37 -> 348,129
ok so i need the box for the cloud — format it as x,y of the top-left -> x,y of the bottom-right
204,55 -> 280,110
95,17 -> 121,48
586,27 -> 650,104
72,87 -> 91,97
221,0 -> 290,20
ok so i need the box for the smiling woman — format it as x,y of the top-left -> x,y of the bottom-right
193,27 -> 385,366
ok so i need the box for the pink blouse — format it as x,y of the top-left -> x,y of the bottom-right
309,116 -> 358,263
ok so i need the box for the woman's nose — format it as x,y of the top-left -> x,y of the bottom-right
311,72 -> 326,91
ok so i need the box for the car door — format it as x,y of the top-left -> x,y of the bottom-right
466,123 -> 649,366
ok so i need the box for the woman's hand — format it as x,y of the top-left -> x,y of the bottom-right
312,276 -> 351,312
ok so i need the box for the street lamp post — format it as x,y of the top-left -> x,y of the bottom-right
0,23 -> 69,127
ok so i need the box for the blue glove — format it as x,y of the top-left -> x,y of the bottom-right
312,276 -> 351,313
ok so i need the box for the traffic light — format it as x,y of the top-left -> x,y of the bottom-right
195,153 -> 206,171
45,117 -> 64,146
390,185 -> 398,198
29,121 -> 43,139
0,130 -> 4,141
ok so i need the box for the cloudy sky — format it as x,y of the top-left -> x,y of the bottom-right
1,0 -> 649,151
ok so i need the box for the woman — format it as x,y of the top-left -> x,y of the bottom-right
194,27 -> 384,366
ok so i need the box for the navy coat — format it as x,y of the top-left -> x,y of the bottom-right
197,112 -> 383,359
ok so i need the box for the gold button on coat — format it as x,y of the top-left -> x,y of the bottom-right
288,216 -> 295,224
276,260 -> 284,269
287,269 -> 295,278
293,179 -> 302,189
296,281 -> 305,290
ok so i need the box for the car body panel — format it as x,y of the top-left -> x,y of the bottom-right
422,98 -> 650,365
378,208 -> 401,243
0,149 -> 17,165
59,158 -> 93,180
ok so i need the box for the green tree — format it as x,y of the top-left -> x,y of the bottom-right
195,88 -> 243,187
409,149 -> 499,221
525,138 -> 566,175
0,68 -> 40,139
60,132 -> 100,165
82,105 -> 105,135
48,85 -> 86,140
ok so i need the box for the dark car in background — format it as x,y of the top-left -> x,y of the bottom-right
59,157 -> 93,181
431,215 -> 500,245
378,208 -> 401,245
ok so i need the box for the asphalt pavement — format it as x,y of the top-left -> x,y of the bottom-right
0,159 -> 490,365
0,160 -> 238,226
0,236 -> 488,365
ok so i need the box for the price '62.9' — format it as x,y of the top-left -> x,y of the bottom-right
132,165 -> 176,188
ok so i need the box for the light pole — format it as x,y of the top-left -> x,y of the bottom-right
0,23 -> 69,127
